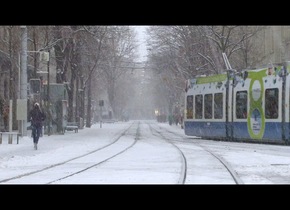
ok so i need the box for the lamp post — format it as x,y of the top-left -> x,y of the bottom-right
19,26 -> 28,136
47,49 -> 51,135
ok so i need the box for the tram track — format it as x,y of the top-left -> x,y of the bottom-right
151,122 -> 243,184
147,123 -> 187,184
0,121 -> 140,184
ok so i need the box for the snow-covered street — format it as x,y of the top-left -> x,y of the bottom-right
0,120 -> 290,184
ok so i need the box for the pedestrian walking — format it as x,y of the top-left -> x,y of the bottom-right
28,102 -> 46,150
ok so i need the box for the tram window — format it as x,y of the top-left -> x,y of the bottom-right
204,94 -> 213,119
236,91 -> 248,119
214,93 -> 223,119
186,95 -> 193,119
265,88 -> 278,119
195,94 -> 203,119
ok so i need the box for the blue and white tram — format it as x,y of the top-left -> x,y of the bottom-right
183,62 -> 290,145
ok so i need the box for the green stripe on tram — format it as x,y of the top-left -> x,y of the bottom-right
196,74 -> 227,84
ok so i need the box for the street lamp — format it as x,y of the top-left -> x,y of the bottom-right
18,26 -> 28,137
47,49 -> 51,135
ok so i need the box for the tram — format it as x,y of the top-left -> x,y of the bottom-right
183,61 -> 290,145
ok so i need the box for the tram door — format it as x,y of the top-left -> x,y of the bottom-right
225,76 -> 234,141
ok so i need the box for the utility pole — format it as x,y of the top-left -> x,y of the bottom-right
47,49 -> 51,135
19,26 -> 28,136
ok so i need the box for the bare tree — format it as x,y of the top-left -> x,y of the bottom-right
101,26 -> 138,118
200,25 -> 263,71
79,26 -> 108,127
0,26 -> 22,130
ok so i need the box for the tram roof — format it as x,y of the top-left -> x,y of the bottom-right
193,63 -> 290,85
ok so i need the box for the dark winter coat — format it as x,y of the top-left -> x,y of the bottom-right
29,106 -> 46,128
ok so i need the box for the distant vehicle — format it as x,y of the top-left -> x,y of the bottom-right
183,61 -> 290,145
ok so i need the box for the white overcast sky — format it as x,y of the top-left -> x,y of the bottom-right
133,26 -> 148,62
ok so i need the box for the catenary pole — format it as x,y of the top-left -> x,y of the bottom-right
47,49 -> 51,135
20,26 -> 28,136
